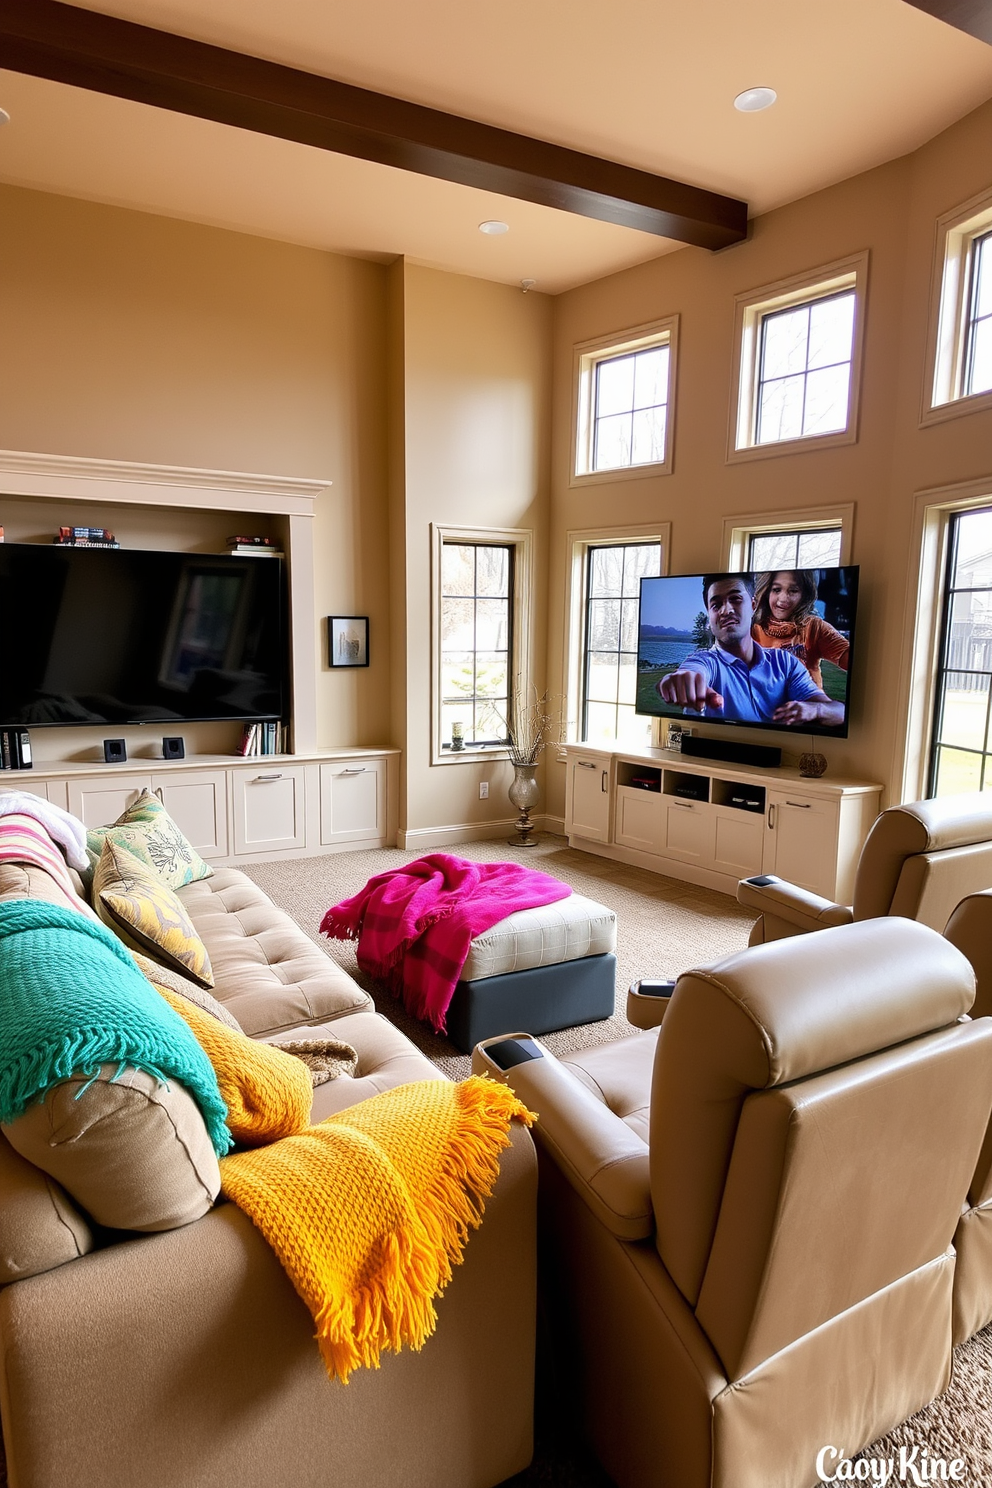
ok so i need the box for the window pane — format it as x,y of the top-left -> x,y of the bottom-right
618,652 -> 637,706
441,652 -> 475,700
952,508 -> 992,585
476,545 -> 509,597
441,544 -> 475,596
757,374 -> 805,444
632,347 -> 669,410
750,532 -> 800,568
590,546 -> 625,597
441,701 -> 471,744
588,598 -> 621,651
631,406 -> 667,465
620,597 -> 640,653
937,673 -> 990,751
475,598 -> 509,651
974,234 -> 992,320
946,591 -> 992,672
802,363 -> 851,436
933,746 -> 984,796
474,700 -> 507,742
586,651 -> 620,704
616,704 -> 653,749
594,412 -> 633,470
807,293 -> 855,370
797,529 -> 843,566
441,597 -> 474,649
596,355 -> 636,418
968,317 -> 992,398
761,306 -> 810,380
621,543 -> 661,596
474,652 -> 508,698
585,700 -> 620,744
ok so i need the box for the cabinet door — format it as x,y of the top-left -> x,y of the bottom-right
151,771 -> 229,859
764,792 -> 839,897
567,757 -> 611,843
67,775 -> 154,829
232,766 -> 306,854
320,760 -> 385,844
615,786 -> 663,852
711,807 -> 765,878
661,799 -> 716,866
11,780 -> 69,809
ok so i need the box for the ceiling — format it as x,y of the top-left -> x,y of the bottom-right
1,0 -> 992,294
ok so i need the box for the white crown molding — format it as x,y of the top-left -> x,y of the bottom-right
0,449 -> 329,515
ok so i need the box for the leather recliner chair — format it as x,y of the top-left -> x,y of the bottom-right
496,920 -> 992,1488
738,793 -> 992,946
942,887 -> 992,1345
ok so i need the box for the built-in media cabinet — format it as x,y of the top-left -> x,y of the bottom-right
563,745 -> 882,902
4,750 -> 399,866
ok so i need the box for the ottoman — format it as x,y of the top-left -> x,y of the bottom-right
445,892 -> 617,1053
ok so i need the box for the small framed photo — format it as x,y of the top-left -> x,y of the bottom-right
328,616 -> 370,668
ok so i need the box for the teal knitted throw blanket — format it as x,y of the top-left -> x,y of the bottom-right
0,900 -> 231,1156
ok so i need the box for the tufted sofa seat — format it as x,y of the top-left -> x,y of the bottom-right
0,859 -> 538,1488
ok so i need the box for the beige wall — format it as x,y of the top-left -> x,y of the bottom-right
391,263 -> 553,837
545,96 -> 992,820
0,183 -> 391,757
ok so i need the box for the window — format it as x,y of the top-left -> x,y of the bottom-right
926,188 -> 992,421
928,505 -> 992,797
730,253 -> 868,460
573,317 -> 678,482
747,526 -> 843,569
582,542 -> 662,745
431,524 -> 533,764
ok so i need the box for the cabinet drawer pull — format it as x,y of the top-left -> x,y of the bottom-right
601,770 -> 609,793
768,804 -> 776,829
341,767 -> 367,774
254,773 -> 283,783
785,801 -> 812,809
577,761 -> 597,770
672,800 -> 693,809
154,787 -> 164,802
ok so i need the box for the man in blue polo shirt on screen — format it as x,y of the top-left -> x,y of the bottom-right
657,573 -> 845,728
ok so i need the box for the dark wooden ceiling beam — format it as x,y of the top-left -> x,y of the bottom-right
903,0 -> 992,45
0,0 -> 747,250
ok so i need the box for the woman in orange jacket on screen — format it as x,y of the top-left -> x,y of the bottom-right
751,570 -> 849,690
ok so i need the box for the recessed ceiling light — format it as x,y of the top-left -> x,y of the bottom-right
734,87 -> 777,113
0,109 -> 10,126
479,220 -> 509,235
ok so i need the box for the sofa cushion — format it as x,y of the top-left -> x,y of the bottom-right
461,892 -> 617,980
3,1065 -> 221,1232
0,1132 -> 95,1281
94,840 -> 215,988
130,949 -> 242,1032
178,869 -> 372,1037
273,1010 -> 448,1119
85,789 -> 213,892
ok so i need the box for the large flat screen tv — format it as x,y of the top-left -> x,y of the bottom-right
0,544 -> 288,728
636,567 -> 859,738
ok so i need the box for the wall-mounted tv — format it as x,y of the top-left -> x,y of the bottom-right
0,544 -> 288,728
636,567 -> 859,738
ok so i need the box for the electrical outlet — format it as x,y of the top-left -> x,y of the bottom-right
479,781 -> 489,799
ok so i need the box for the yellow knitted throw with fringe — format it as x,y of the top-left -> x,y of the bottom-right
153,985 -> 534,1381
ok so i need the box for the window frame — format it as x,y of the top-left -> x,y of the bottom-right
926,504 -> 992,797
430,522 -> 533,767
922,186 -> 992,427
728,252 -> 869,464
561,523 -> 671,748
723,504 -> 855,571
571,316 -> 679,486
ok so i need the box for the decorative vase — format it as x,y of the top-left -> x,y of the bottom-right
799,751 -> 827,778
508,762 -> 540,849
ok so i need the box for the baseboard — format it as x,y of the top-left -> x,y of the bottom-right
397,814 -> 565,850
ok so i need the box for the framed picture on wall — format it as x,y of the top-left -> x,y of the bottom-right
327,615 -> 370,668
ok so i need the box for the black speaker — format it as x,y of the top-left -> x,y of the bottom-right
681,735 -> 782,769
162,737 -> 185,760
103,738 -> 127,764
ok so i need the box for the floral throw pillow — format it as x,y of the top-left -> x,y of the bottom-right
93,840 -> 215,989
85,790 -> 213,892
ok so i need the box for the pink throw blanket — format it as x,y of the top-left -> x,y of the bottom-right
320,854 -> 571,1033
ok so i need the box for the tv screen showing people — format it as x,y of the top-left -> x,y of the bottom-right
636,567 -> 859,738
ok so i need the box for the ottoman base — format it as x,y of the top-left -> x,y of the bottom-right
446,952 -> 617,1054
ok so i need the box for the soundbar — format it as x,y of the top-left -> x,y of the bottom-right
680,735 -> 782,769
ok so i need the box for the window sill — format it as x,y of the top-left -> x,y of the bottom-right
432,745 -> 512,767
920,386 -> 992,430
725,424 -> 857,465
569,459 -> 673,488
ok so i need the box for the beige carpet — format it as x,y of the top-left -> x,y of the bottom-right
241,830 -> 755,1078
243,832 -> 992,1486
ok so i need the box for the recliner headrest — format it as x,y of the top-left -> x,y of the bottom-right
854,795 -> 992,919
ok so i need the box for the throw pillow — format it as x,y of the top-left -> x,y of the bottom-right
94,840 -> 215,989
85,789 -> 213,892
130,949 -> 241,1032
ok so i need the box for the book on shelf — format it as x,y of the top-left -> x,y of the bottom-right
237,722 -> 285,757
228,545 -> 283,557
55,526 -> 118,547
227,535 -> 278,546
0,728 -> 28,770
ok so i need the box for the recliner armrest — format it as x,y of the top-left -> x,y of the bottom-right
502,1049 -> 653,1241
736,875 -> 853,932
